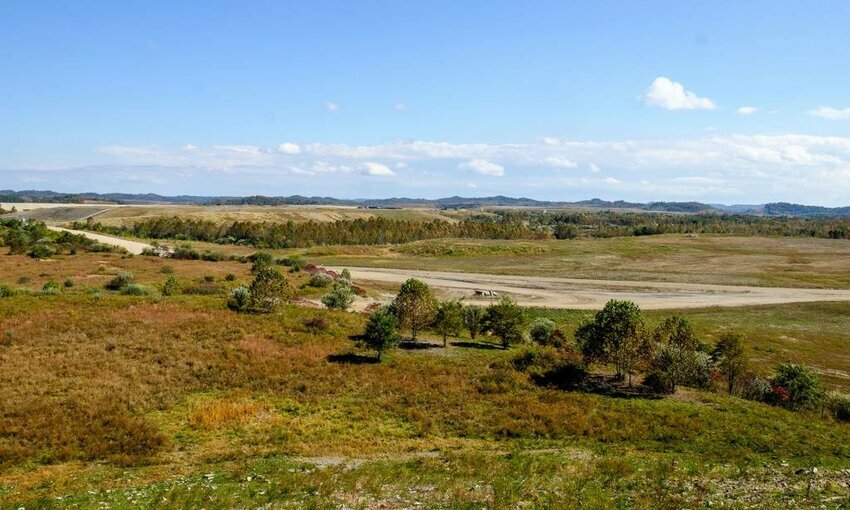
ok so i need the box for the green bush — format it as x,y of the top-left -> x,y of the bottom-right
105,272 -> 135,291
308,274 -> 333,288
0,285 -> 15,298
161,276 -> 181,296
27,244 -> 57,259
825,392 -> 850,423
41,280 -> 61,295
227,286 -> 251,312
529,318 -> 556,346
321,279 -> 355,311
63,278 -> 75,288
771,362 -> 823,411
160,265 -> 174,274
121,284 -> 151,296
224,273 -> 237,282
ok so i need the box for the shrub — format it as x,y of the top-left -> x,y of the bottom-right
825,392 -> 850,423
224,273 -> 237,282
121,284 -> 152,296
160,265 -> 174,274
529,318 -> 557,346
770,362 -> 823,411
711,332 -> 749,395
0,284 -> 15,298
340,268 -> 352,280
27,244 -> 57,259
308,274 -> 333,288
321,278 -> 355,311
280,255 -> 306,272
63,278 -> 75,288
203,274 -> 215,283
512,345 -> 586,389
172,244 -> 201,260
161,276 -> 181,296
250,252 -> 275,272
227,286 -> 251,312
484,296 -> 527,349
41,280 -> 61,295
248,267 -> 292,313
642,370 -> 673,395
738,372 -> 772,402
140,247 -> 158,256
201,251 -> 224,262
105,272 -> 135,291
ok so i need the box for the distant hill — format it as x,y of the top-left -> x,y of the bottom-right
763,202 -> 850,217
3,189 -> 849,217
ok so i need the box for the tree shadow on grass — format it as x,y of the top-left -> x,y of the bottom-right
398,341 -> 442,350
450,341 -> 503,350
327,353 -> 379,365
575,374 -> 663,400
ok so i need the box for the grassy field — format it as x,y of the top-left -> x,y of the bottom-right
1,250 -> 849,507
298,235 -> 850,289
5,203 -> 481,226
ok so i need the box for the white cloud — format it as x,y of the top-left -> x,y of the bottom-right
325,102 -> 340,112
604,177 -> 621,185
394,102 -> 407,111
544,156 -> 578,169
362,162 -> 395,176
737,106 -> 758,115
809,106 -> 850,120
589,163 -> 601,173
459,159 -> 505,176
182,143 -> 198,151
642,76 -> 716,111
278,142 -> 302,155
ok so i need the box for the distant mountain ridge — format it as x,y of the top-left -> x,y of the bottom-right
2,189 -> 850,217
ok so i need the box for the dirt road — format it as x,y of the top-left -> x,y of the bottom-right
47,226 -> 153,256
340,267 -> 850,310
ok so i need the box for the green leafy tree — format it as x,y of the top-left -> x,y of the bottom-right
711,332 -> 749,395
463,305 -> 485,340
321,278 -> 356,310
484,296 -> 527,349
651,315 -> 700,393
772,362 -> 823,411
250,252 -> 275,272
248,267 -> 292,313
575,299 -> 651,385
340,268 -> 352,280
433,300 -> 463,346
392,278 -> 437,341
361,306 -> 400,360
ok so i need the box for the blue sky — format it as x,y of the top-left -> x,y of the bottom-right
2,1 -> 850,204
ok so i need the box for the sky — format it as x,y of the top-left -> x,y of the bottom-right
2,1 -> 850,205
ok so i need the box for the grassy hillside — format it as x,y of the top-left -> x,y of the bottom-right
0,251 -> 849,507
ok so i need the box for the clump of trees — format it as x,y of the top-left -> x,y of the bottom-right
1,218 -> 122,258
576,300 -> 651,385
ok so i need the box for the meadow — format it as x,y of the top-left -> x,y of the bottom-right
1,247 -> 849,508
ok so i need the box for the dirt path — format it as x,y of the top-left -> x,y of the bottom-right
47,226 -> 154,255
339,267 -> 850,310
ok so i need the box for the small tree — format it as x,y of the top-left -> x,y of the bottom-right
484,296 -> 527,349
433,300 -> 463,346
529,318 -> 557,346
575,300 -> 650,385
340,268 -> 352,280
321,278 -> 355,311
392,278 -> 437,341
248,267 -> 292,313
771,362 -> 823,411
651,315 -> 700,393
362,306 -> 400,360
105,272 -> 135,291
161,276 -> 181,296
250,252 -> 275,272
711,332 -> 749,395
463,305 -> 485,340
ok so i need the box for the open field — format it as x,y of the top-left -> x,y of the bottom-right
1,250 -> 850,507
2,202 -> 476,226
302,236 -> 850,289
